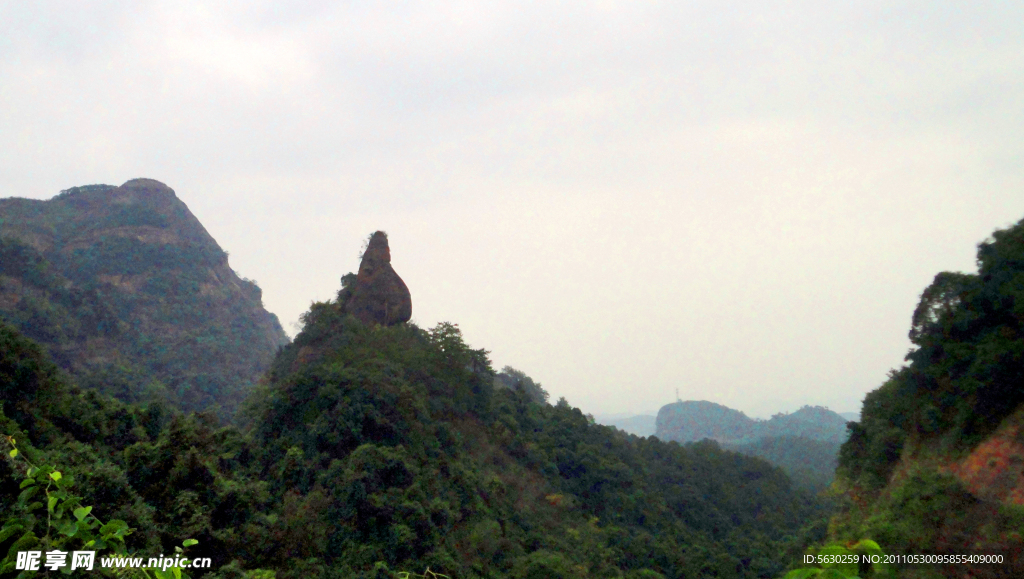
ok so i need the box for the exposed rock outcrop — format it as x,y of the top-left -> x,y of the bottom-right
0,178 -> 289,420
342,231 -> 411,326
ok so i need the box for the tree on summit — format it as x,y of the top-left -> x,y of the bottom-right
494,366 -> 549,405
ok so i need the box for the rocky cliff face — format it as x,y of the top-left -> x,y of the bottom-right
0,178 -> 289,419
941,406 -> 1024,506
340,231 -> 411,326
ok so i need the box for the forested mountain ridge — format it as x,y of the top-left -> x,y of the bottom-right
236,282 -> 830,577
827,217 -> 1024,577
1,230 -> 834,578
0,321 -> 827,578
0,179 -> 289,420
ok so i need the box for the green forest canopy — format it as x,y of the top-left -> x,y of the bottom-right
2,292 -> 831,578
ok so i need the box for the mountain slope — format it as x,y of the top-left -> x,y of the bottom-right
243,294 -> 830,577
830,216 -> 1024,577
2,273 -> 831,578
0,179 -> 288,419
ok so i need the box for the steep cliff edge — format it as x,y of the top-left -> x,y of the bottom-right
0,179 -> 289,419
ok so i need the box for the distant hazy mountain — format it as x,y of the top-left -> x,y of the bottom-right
655,400 -> 753,442
754,405 -> 851,443
655,400 -> 852,491
655,401 -> 850,444
839,411 -> 860,422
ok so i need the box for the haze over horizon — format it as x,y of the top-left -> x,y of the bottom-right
3,1 -> 1023,419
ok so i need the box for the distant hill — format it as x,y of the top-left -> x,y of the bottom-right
655,401 -> 849,445
754,405 -> 850,443
655,400 -> 755,442
655,401 -> 851,491
0,179 -> 289,419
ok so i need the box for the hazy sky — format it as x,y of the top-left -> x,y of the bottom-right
3,1 -> 1023,418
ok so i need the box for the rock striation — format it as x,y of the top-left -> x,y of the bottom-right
342,231 -> 412,326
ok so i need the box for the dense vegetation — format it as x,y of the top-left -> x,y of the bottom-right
2,295 -> 832,577
492,367 -> 549,406
840,217 -> 1024,481
822,217 -> 1024,577
0,181 -> 288,420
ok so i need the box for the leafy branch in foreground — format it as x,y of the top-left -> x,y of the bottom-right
1,434 -> 196,579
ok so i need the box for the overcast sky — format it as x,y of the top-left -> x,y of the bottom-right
3,1 -> 1023,418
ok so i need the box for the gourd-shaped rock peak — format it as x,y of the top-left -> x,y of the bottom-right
342,231 -> 412,326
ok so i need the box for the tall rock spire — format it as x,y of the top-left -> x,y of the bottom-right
342,231 -> 412,326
